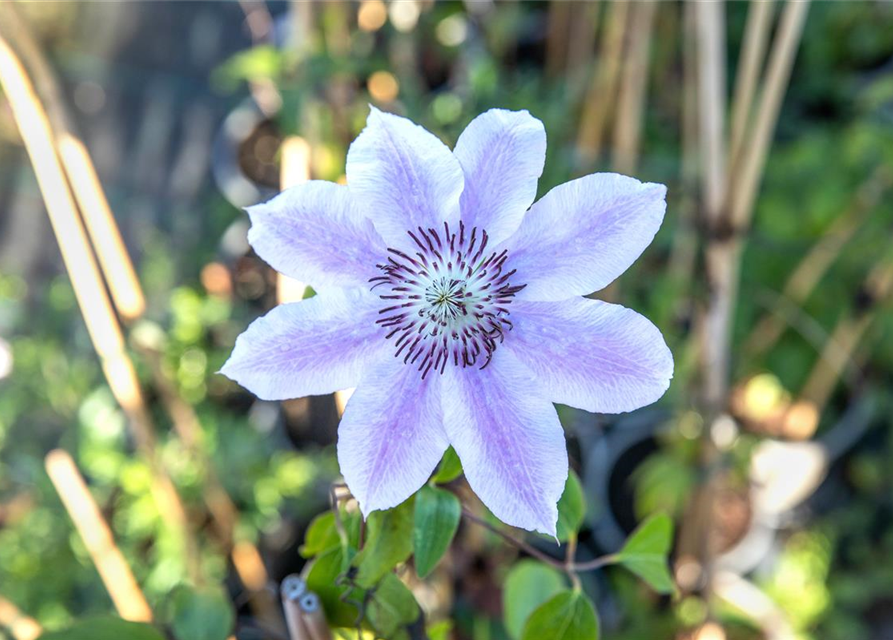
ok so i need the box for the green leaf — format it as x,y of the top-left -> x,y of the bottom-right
306,545 -> 361,627
38,617 -> 164,640
413,485 -> 461,578
427,620 -> 453,640
520,591 -> 599,640
556,470 -> 586,543
353,498 -> 414,588
503,560 -> 567,640
301,511 -> 340,558
616,513 -> 675,594
170,585 -> 234,640
432,447 -> 463,483
367,573 -> 420,639
212,45 -> 284,90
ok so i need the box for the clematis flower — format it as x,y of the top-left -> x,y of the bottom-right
222,107 -> 673,536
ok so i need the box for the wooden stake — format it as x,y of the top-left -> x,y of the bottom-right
696,0 -> 727,224
729,0 -> 775,175
577,0 -> 629,166
45,450 -> 153,622
727,0 -> 811,230
612,1 -> 658,175
0,3 -> 145,321
0,597 -> 41,640
0,29 -> 198,579
728,0 -> 776,172
277,136 -> 312,305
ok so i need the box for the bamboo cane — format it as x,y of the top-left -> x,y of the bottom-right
46,450 -> 153,622
277,136 -> 312,304
0,2 -> 145,322
729,0 -> 776,172
612,1 -> 658,176
800,254 -> 893,412
0,12 -> 284,604
745,166 -> 892,358
0,37 -> 198,577
0,597 -> 41,640
545,0 -> 572,79
577,0 -> 629,166
727,0 -> 811,230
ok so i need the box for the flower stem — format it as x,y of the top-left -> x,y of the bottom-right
460,507 -> 616,577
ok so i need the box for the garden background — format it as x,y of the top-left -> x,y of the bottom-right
1,1 -> 893,639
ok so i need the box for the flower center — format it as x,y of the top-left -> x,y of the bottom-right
370,222 -> 525,379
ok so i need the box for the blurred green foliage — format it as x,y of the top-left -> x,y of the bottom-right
2,2 -> 893,640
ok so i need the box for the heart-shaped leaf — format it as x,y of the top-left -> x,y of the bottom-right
520,590 -> 599,640
616,513 -> 675,594
503,560 -> 566,640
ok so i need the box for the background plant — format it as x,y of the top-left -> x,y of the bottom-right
1,2 -> 893,640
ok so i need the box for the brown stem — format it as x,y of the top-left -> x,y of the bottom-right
460,507 -> 615,576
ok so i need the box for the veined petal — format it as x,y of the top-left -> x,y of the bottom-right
338,358 -> 449,515
346,107 -> 464,248
453,109 -> 546,245
442,350 -> 567,536
501,173 -> 666,301
507,298 -> 673,413
220,289 -> 387,400
246,181 -> 387,289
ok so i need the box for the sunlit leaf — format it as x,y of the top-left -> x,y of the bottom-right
367,573 -> 420,639
212,45 -> 284,90
301,511 -> 340,558
503,560 -> 567,640
556,470 -> 585,543
432,447 -> 463,483
616,513 -> 675,594
520,590 -> 599,640
170,585 -> 234,640
353,498 -> 414,588
38,617 -> 164,640
427,620 -> 453,640
413,485 -> 461,579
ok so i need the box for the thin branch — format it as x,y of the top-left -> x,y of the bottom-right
460,507 -> 616,575
461,507 -> 564,570
569,554 -> 619,573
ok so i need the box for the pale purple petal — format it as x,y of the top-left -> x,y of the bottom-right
453,109 -> 546,245
346,107 -> 464,248
500,173 -> 666,301
246,181 -> 387,289
338,358 -> 449,514
506,297 -> 673,413
442,350 -> 567,536
220,289 -> 387,400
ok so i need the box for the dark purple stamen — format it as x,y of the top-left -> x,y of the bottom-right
369,223 -> 525,378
